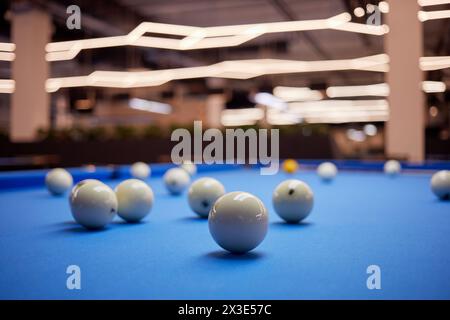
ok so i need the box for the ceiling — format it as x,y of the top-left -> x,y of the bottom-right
0,0 -> 449,90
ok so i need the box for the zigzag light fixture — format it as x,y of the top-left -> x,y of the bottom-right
45,54 -> 390,92
0,79 -> 15,93
0,43 -> 14,93
44,54 -> 450,92
418,9 -> 450,21
0,42 -> 15,61
418,0 -> 450,6
45,12 -> 389,62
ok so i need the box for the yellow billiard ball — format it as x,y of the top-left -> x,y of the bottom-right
282,159 -> 299,174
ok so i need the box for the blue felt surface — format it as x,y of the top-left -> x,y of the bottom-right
0,167 -> 449,299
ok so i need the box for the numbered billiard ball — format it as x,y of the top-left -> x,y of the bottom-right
384,160 -> 401,176
45,168 -> 73,195
431,170 -> 450,200
164,168 -> 191,195
209,191 -> 268,253
272,179 -> 314,223
317,162 -> 337,182
115,179 -> 154,222
282,159 -> 299,174
130,162 -> 151,180
181,160 -> 197,176
69,179 -> 117,229
188,177 -> 225,218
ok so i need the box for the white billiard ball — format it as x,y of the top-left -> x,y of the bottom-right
164,168 -> 191,195
384,160 -> 401,176
317,162 -> 337,182
272,179 -> 314,223
208,191 -> 268,253
431,170 -> 450,200
69,179 -> 103,199
115,179 -> 154,222
188,178 -> 226,218
181,160 -> 197,176
130,162 -> 151,180
69,179 -> 117,229
45,168 -> 73,195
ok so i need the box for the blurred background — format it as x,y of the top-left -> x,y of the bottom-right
0,0 -> 449,170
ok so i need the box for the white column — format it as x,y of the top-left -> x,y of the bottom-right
11,9 -> 51,142
205,94 -> 225,128
385,0 -> 424,162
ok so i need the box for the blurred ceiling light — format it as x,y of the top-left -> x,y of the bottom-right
221,108 -> 264,120
46,54 -> 389,92
43,55 -> 448,93
347,129 -> 367,142
328,114 -> 387,123
253,92 -> 288,110
266,110 -> 302,125
378,2 -> 390,13
326,83 -> 390,97
273,86 -> 323,102
220,108 -> 264,126
354,7 -> 365,17
418,10 -> 450,21
267,119 -> 301,126
420,56 -> 450,70
302,111 -> 388,124
45,13 -> 388,61
267,100 -> 389,124
179,29 -> 207,49
422,81 -> 446,93
287,100 -> 389,123
74,99 -> 93,110
366,4 -> 376,13
0,52 -> 15,61
221,119 -> 258,126
418,0 -> 450,6
129,98 -> 172,114
323,21 -> 389,35
288,99 -> 389,113
0,42 -> 15,52
326,81 -> 446,97
0,79 -> 15,93
363,124 -> 378,136
429,106 -> 439,117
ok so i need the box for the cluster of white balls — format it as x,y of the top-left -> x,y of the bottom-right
189,177 -> 315,253
70,178 -> 154,229
45,163 -> 155,229
44,159 -> 450,253
49,161 -> 198,229
185,165 -> 318,253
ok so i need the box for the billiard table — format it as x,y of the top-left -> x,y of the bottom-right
1,161 -> 449,300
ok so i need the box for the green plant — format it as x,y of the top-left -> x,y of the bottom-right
0,128 -> 9,142
36,128 -> 59,141
67,126 -> 88,141
85,127 -> 108,141
142,125 -> 164,138
114,125 -> 138,140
